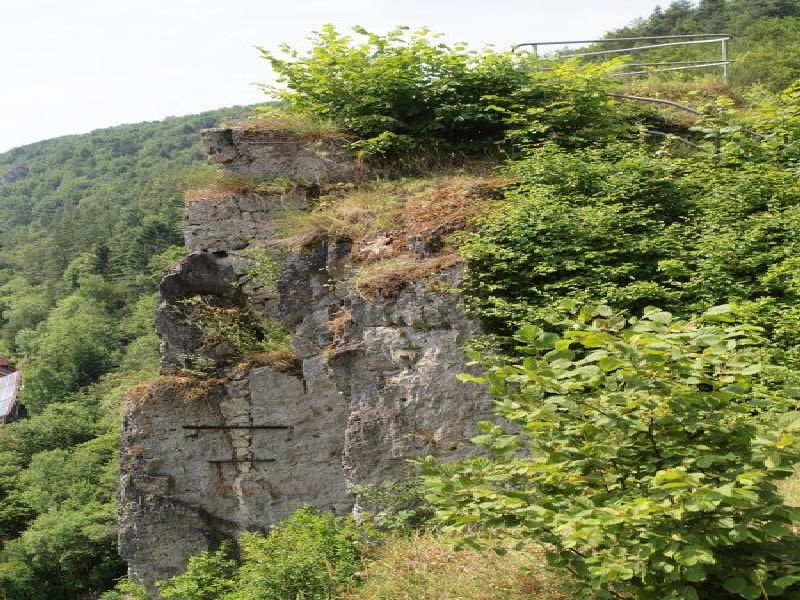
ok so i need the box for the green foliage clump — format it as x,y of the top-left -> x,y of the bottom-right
0,501 -> 125,599
158,506 -> 370,600
98,577 -> 149,600
229,507 -> 367,600
159,546 -> 238,600
459,142 -> 696,335
180,295 -> 290,359
423,305 -> 800,600
258,26 -> 646,161
459,132 -> 800,366
355,480 -> 437,533
238,247 -> 282,294
740,80 -> 800,165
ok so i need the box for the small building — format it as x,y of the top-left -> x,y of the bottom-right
0,357 -> 15,377
0,358 -> 21,424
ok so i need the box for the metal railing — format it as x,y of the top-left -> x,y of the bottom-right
513,34 -> 734,84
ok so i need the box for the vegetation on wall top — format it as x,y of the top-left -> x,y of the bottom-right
257,26 -> 657,162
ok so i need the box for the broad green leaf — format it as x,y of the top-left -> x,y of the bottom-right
723,577 -> 747,594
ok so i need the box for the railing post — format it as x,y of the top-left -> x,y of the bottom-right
721,38 -> 729,85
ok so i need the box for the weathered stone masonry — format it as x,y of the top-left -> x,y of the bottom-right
119,128 -> 493,596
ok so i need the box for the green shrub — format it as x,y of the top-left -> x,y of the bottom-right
228,507 -> 367,600
158,506 -> 371,600
458,142 -> 696,337
422,305 -> 800,600
459,136 -> 800,368
258,26 -> 643,161
238,247 -> 282,295
158,546 -> 237,600
355,480 -> 437,533
0,501 -> 124,600
180,295 -> 290,358
98,577 -> 149,600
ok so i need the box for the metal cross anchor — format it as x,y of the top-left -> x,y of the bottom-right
182,424 -> 292,430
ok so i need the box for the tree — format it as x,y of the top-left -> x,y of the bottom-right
423,305 -> 800,600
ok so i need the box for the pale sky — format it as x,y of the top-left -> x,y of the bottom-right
0,0 -> 664,152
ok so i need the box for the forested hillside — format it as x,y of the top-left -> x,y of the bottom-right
4,2 -> 800,599
603,0 -> 800,88
0,106 -> 249,598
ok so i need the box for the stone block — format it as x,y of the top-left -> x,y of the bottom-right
201,127 -> 360,184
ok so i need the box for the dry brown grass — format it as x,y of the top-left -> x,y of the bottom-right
617,76 -> 745,128
183,171 -> 257,201
184,178 -> 299,202
279,178 -> 430,244
621,76 -> 743,105
328,308 -> 354,338
184,184 -> 250,202
779,466 -> 800,507
342,534 -> 566,600
125,375 -> 222,410
280,175 -> 504,297
227,113 -> 347,141
354,254 -> 463,299
278,174 -> 505,298
231,348 -> 303,378
282,175 -> 504,247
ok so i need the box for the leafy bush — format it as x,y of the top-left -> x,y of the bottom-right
158,506 -> 371,600
459,142 -> 696,337
98,577 -> 149,600
459,136 -> 800,367
355,480 -> 437,533
230,507 -> 367,600
159,546 -> 237,600
180,295 -> 290,359
0,501 -> 125,600
258,26 -> 642,161
238,247 -> 282,295
422,305 -> 800,600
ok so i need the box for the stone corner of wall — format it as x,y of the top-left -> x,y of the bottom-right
200,125 -> 361,185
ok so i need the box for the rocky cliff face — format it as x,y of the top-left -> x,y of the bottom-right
119,128 -> 493,596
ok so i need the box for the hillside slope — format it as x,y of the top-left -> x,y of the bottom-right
603,0 -> 800,88
0,106 -> 252,599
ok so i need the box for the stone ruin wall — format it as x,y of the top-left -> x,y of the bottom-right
119,128 -> 494,596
